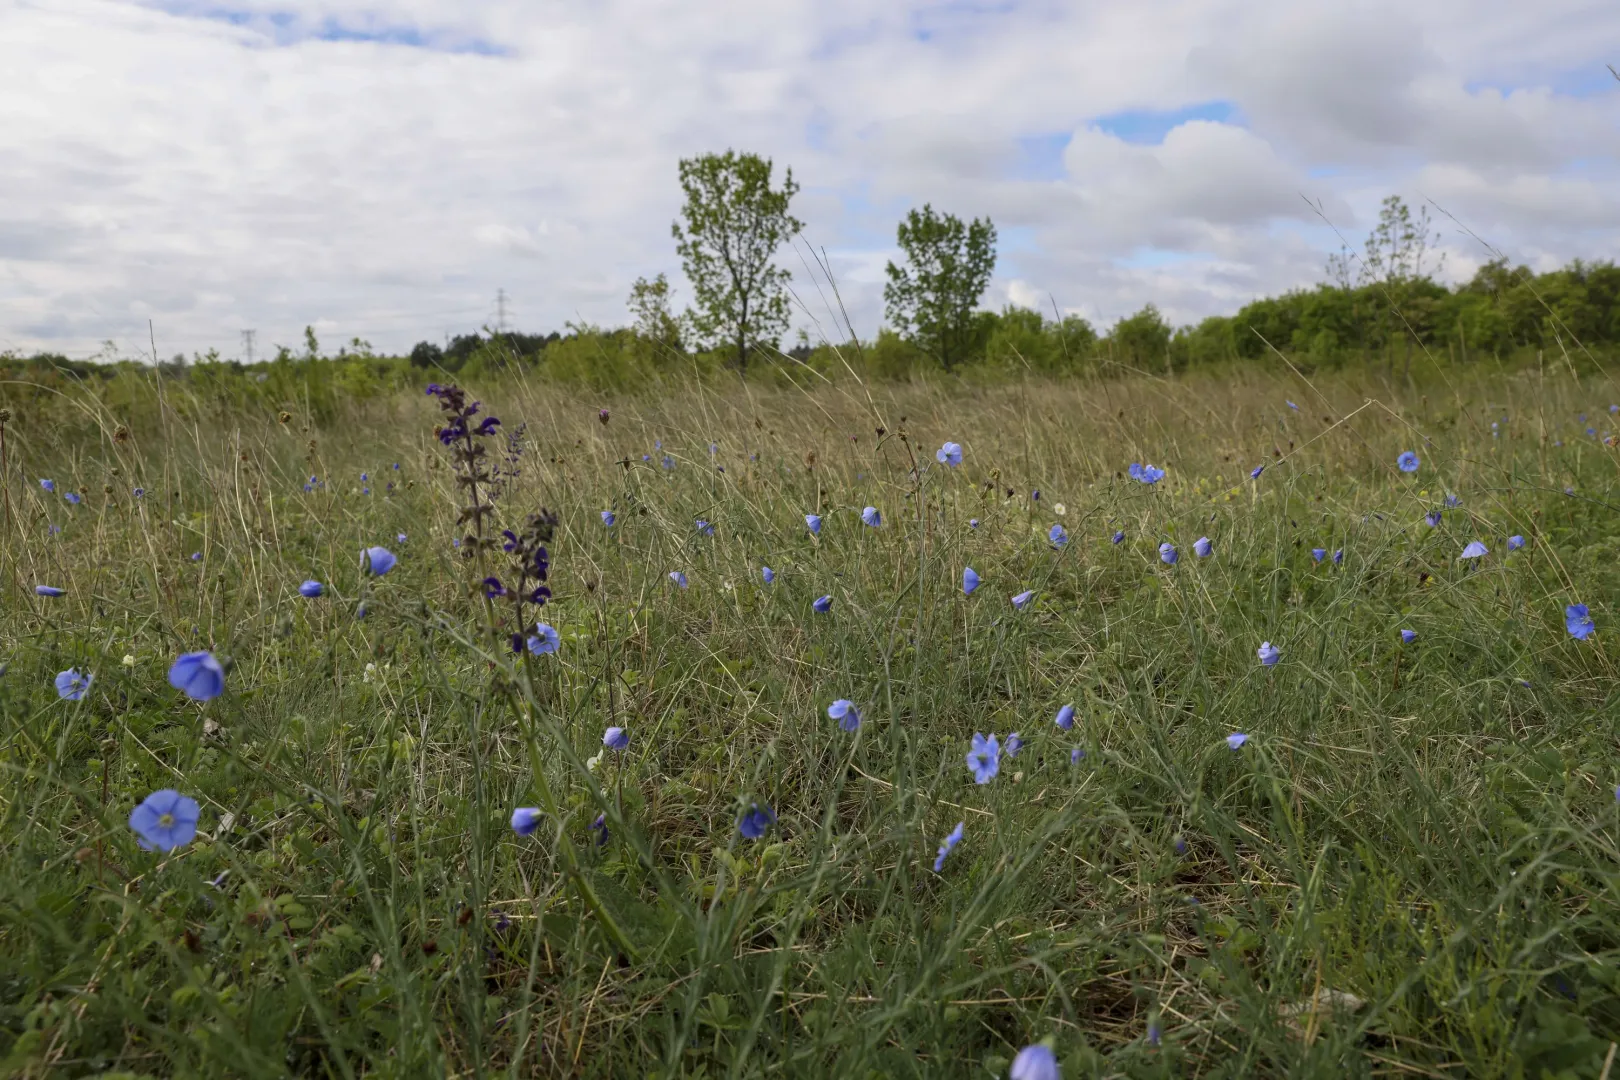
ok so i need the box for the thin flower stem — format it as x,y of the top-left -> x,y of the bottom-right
517,701 -> 639,961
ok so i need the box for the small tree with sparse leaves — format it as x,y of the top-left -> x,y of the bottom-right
671,151 -> 802,371
627,273 -> 683,357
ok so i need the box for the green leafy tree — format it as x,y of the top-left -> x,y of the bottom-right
627,273 -> 683,357
982,307 -> 1096,374
1326,195 -> 1445,378
1109,304 -> 1173,370
671,151 -> 802,371
408,341 -> 445,370
883,205 -> 997,370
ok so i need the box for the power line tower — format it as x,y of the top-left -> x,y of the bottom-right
241,329 -> 256,364
495,288 -> 509,334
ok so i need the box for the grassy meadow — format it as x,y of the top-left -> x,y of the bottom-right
2,358 -> 1619,1077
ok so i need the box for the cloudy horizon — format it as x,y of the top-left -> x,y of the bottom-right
2,0 -> 1617,361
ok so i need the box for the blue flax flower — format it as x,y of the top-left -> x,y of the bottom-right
861,506 -> 881,527
969,518 -> 980,529
1049,523 -> 1068,547
1011,590 -> 1034,610
1397,451 -> 1419,473
1009,1044 -> 1059,1080
35,585 -> 64,597
669,571 -> 688,589
762,566 -> 774,584
1227,732 -> 1248,750
1311,548 -> 1326,563
962,567 -> 980,594
1111,530 -> 1125,544
363,546 -> 397,575
511,808 -> 543,836
1005,732 -> 1024,757
813,594 -> 832,613
966,733 -> 1000,784
1193,536 -> 1212,558
129,789 -> 200,851
1250,465 -> 1264,479
696,519 -> 714,537
805,513 -> 822,535
827,699 -> 861,731
1460,540 -> 1488,560
936,441 -> 963,466
591,814 -> 609,846
933,821 -> 964,872
603,726 -> 629,750
1159,542 -> 1178,565
1129,462 -> 1166,485
528,623 -> 560,654
1333,549 -> 1344,565
64,492 -> 81,505
55,669 -> 92,700
39,478 -> 54,492
1426,511 -> 1442,528
169,651 -> 225,701
1286,400 -> 1299,410
1400,629 -> 1417,644
1566,604 -> 1595,640
299,580 -> 323,598
738,804 -> 775,839
601,510 -> 615,527
662,454 -> 675,470
1070,747 -> 1085,764
1257,641 -> 1280,666
1445,493 -> 1461,508
1508,534 -> 1526,551
1054,704 -> 1074,730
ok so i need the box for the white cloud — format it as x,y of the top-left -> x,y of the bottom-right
0,0 -> 1616,357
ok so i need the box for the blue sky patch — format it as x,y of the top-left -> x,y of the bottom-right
1014,133 -> 1071,181
1092,101 -> 1239,144
148,3 -> 505,55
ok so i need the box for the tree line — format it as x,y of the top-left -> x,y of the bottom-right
5,152 -> 1617,389
408,156 -> 1618,385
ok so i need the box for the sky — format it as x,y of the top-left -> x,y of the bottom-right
1,0 -> 1617,360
